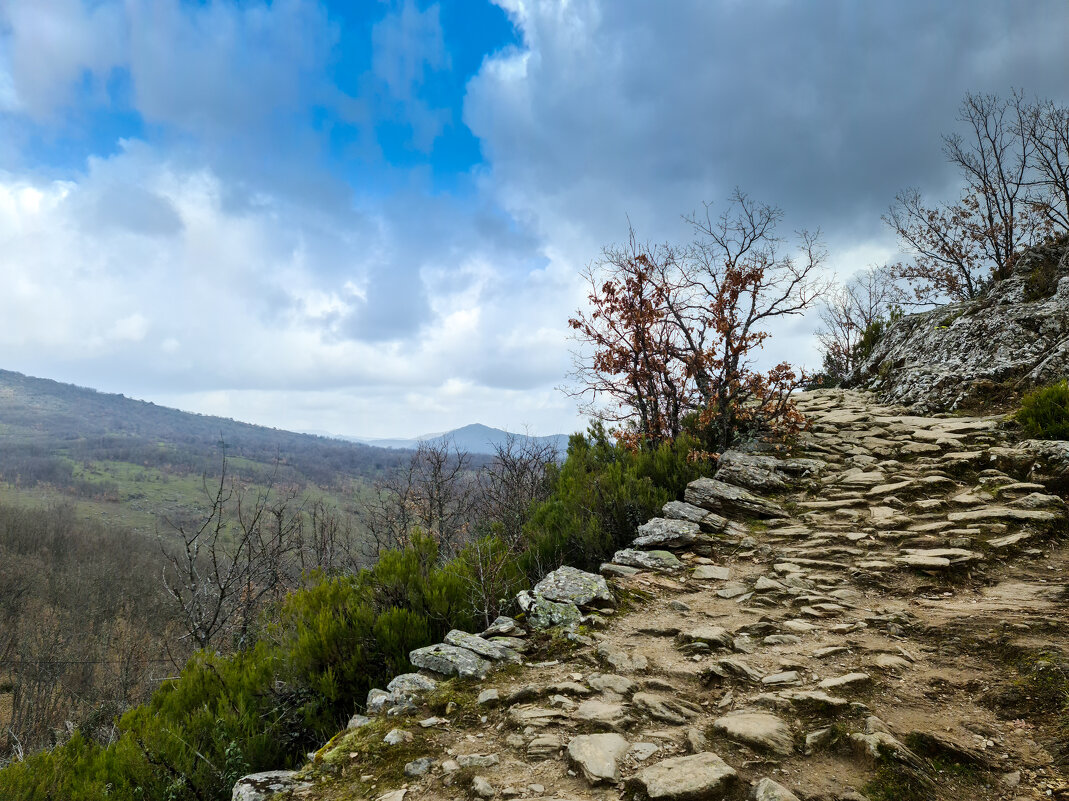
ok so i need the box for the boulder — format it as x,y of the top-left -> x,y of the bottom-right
481,615 -> 523,637
632,752 -> 738,800
525,596 -> 582,630
409,643 -> 490,680
685,478 -> 786,519
662,500 -> 730,531
716,450 -> 789,492
566,733 -> 631,784
387,673 -> 438,695
533,565 -> 614,608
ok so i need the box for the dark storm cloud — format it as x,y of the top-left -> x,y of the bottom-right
471,0 -> 1069,250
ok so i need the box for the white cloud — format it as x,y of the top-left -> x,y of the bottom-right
0,0 -> 125,118
0,142 -> 583,435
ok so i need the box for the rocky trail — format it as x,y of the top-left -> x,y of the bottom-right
238,389 -> 1069,801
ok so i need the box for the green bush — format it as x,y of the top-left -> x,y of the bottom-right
520,423 -> 706,577
1016,380 -> 1069,440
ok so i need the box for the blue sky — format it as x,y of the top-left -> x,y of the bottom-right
1,0 -> 1068,437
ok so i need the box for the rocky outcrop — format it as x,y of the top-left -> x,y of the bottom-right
849,235 -> 1069,411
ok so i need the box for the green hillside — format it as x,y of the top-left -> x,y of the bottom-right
0,369 -> 411,531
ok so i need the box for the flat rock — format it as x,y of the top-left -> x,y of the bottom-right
534,565 -> 614,608
633,752 -> 738,800
588,673 -> 636,696
680,625 -> 733,649
574,699 -> 634,731
693,565 -> 731,581
508,705 -> 566,728
818,672 -> 871,691
712,711 -> 794,756
716,450 -> 789,492
457,753 -> 499,768
527,734 -> 562,759
596,643 -> 649,672
612,548 -> 683,571
634,517 -> 707,552
632,692 -> 701,724
409,643 -> 490,680
445,629 -> 522,662
662,500 -> 731,531
232,771 -> 310,801
685,477 -> 786,519
566,733 -> 631,784
947,507 -> 1059,524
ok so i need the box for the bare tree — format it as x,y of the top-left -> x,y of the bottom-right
158,452 -> 306,654
816,265 -> 904,382
362,439 -> 478,560
886,92 -> 1060,305
477,432 -> 559,548
1024,97 -> 1069,231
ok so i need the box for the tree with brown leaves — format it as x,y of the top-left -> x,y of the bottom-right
568,190 -> 827,453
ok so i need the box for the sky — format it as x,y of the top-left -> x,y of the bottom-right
1,0 -> 1067,439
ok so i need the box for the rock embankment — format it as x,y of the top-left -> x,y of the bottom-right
849,235 -> 1069,412
235,389 -> 1069,801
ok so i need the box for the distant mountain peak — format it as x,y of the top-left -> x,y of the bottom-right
347,423 -> 570,456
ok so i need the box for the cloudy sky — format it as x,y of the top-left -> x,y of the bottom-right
1,1 -> 1067,438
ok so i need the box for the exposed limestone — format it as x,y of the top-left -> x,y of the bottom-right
232,771 -> 310,801
633,517 -> 706,551
849,236 -> 1069,411
444,630 -> 522,663
612,548 -> 683,571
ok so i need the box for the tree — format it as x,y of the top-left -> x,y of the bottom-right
886,92 -> 1063,304
815,264 -> 904,382
362,439 -> 478,561
476,432 -> 559,548
158,451 -> 306,654
569,190 -> 827,452
1023,97 -> 1069,232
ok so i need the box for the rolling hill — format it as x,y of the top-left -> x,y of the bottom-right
0,368 -> 414,530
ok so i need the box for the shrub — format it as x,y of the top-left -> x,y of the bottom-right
520,423 -> 706,578
1016,380 -> 1069,440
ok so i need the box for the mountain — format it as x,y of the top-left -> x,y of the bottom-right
348,422 -> 572,456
